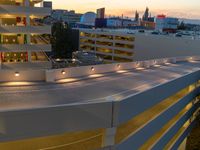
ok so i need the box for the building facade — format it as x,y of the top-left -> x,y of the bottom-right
0,0 -> 51,69
51,9 -> 82,27
79,29 -> 135,63
43,1 -> 52,9
79,28 -> 200,62
96,8 -> 105,19
155,15 -> 179,32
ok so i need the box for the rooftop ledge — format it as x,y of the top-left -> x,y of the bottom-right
0,56 -> 200,112
0,56 -> 199,84
0,55 -> 199,112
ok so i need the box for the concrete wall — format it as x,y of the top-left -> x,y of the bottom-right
0,4 -> 51,16
0,26 -> 51,34
0,56 -> 196,83
0,44 -> 51,52
134,34 -> 200,61
0,101 -> 112,142
0,69 -> 45,82
46,57 -> 177,82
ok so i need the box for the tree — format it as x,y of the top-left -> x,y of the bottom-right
178,21 -> 187,30
51,22 -> 79,59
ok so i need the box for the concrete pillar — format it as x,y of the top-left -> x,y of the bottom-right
0,34 -> 3,67
112,36 -> 116,62
0,52 -> 2,69
0,34 -> 3,43
102,127 -> 116,147
172,57 -> 177,63
112,48 -> 114,62
27,34 -> 32,62
94,34 -> 97,55
25,8 -> 32,62
24,0 -> 30,6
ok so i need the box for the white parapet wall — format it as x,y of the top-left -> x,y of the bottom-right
0,70 -> 46,82
45,57 -> 179,82
0,56 -> 199,83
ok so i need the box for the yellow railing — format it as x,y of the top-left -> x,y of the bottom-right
0,129 -> 106,150
115,82 -> 199,144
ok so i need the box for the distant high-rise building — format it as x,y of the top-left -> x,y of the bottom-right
134,10 -> 139,22
43,1 -> 52,9
97,8 -> 105,19
142,7 -> 149,21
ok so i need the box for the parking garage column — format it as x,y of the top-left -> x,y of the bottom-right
102,127 -> 116,148
24,0 -> 30,7
25,0 -> 32,62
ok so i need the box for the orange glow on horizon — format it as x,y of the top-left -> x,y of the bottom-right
51,0 -> 200,19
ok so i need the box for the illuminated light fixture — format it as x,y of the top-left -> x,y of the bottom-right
91,67 -> 95,71
89,74 -> 103,78
117,70 -> 128,73
188,57 -> 197,63
135,62 -> 140,67
15,72 -> 20,77
61,70 -> 66,75
117,64 -> 121,68
163,59 -> 168,64
154,64 -> 161,67
57,78 -> 78,83
136,67 -> 145,71
165,62 -> 171,65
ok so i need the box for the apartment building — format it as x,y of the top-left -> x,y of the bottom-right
79,28 -> 135,63
0,0 -> 51,69
79,28 -> 200,63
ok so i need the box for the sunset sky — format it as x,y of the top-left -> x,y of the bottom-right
51,0 -> 200,19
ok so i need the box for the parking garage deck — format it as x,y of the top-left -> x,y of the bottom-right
0,61 -> 200,112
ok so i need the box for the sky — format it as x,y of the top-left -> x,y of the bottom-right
51,0 -> 200,19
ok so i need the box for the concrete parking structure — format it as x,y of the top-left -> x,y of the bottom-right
0,57 -> 199,150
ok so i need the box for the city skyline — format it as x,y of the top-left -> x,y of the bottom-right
51,0 -> 200,19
